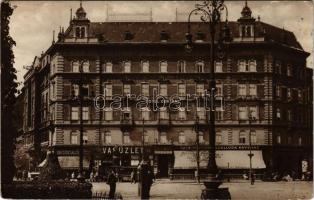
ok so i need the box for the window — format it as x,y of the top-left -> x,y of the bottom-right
250,131 -> 257,144
216,131 -> 222,145
82,61 -> 89,72
71,107 -> 79,120
276,108 -> 281,119
287,110 -> 292,121
160,84 -> 167,96
178,107 -> 186,120
124,61 -> 131,73
298,89 -> 302,100
159,107 -> 168,119
72,84 -> 79,97
141,107 -> 150,120
196,61 -> 204,73
240,25 -> 254,37
248,60 -> 257,72
197,107 -> 206,120
104,131 -> 111,144
287,64 -> 292,76
196,84 -> 204,96
276,86 -> 281,98
276,61 -> 282,74
239,131 -> 246,144
104,107 -> 113,120
298,136 -> 302,146
142,83 -> 149,96
83,133 -> 88,144
216,84 -> 222,96
104,62 -> 112,73
238,84 -> 247,96
123,84 -> 131,96
75,26 -> 86,38
122,107 -> 131,120
72,61 -> 79,72
160,132 -> 167,144
178,84 -> 186,97
238,60 -> 246,72
276,135 -> 281,144
215,110 -> 223,120
199,131 -> 204,143
83,107 -> 89,120
287,88 -> 292,99
144,131 -> 149,143
215,61 -> 223,72
179,131 -> 185,144
70,132 -> 78,144
160,61 -> 167,72
239,106 -> 248,120
104,84 -> 112,98
249,84 -> 257,96
142,61 -> 149,73
249,106 -> 258,119
178,61 -> 186,73
81,84 -> 89,97
123,132 -> 130,144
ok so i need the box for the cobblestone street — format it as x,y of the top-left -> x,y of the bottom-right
92,180 -> 313,199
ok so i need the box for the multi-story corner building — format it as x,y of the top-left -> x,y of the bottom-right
22,2 -> 312,178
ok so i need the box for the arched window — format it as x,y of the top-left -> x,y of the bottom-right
238,59 -> 246,72
248,60 -> 256,72
196,61 -> 204,73
179,131 -> 185,144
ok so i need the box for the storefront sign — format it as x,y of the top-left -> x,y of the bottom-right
103,146 -> 143,155
55,150 -> 79,156
177,145 -> 263,151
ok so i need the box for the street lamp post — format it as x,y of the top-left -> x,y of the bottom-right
185,0 -> 231,199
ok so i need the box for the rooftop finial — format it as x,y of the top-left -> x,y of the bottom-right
52,30 -> 55,44
245,0 -> 248,7
80,0 -> 82,7
70,8 -> 72,22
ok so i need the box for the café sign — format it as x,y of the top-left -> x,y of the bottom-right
103,146 -> 143,155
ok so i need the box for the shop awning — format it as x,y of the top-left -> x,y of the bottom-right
174,150 -> 266,169
58,156 -> 90,169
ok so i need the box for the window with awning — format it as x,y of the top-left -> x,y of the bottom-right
173,150 -> 266,169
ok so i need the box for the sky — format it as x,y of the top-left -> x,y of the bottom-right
9,1 -> 313,88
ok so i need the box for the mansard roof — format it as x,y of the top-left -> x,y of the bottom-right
64,21 -> 303,50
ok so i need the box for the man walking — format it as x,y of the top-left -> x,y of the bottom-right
107,169 -> 117,199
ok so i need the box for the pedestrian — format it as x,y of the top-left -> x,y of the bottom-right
107,169 -> 117,199
147,169 -> 154,197
71,171 -> 76,181
90,171 -> 94,182
130,169 -> 135,183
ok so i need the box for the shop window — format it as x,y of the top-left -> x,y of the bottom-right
160,132 -> 167,144
215,61 -> 223,72
142,61 -> 149,73
71,107 -> 79,120
123,132 -> 130,144
160,61 -> 168,73
178,61 -> 186,73
70,132 -> 78,144
250,131 -> 257,144
196,61 -> 204,73
239,131 -> 246,144
179,131 -> 185,144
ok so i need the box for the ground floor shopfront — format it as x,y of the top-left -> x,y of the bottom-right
38,144 -> 312,180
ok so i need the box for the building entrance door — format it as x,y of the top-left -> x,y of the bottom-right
157,155 -> 169,178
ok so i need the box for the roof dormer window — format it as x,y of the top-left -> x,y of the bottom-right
75,26 -> 86,38
240,25 -> 254,37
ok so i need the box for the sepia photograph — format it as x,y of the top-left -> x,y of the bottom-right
1,0 -> 313,199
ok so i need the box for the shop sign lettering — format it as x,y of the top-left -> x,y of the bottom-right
103,146 -> 143,155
